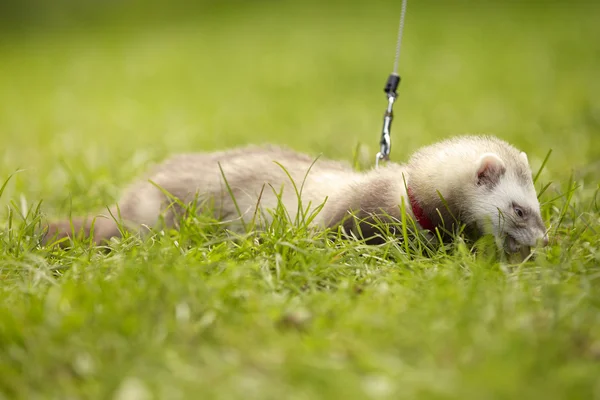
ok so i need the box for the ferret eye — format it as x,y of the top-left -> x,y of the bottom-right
514,206 -> 524,218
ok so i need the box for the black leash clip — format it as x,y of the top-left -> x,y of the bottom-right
375,73 -> 401,167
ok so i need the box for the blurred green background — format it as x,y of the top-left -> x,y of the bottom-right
0,0 -> 599,213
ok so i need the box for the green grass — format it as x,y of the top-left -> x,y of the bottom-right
1,1 -> 600,398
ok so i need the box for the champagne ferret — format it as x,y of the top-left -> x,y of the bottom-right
44,135 -> 549,257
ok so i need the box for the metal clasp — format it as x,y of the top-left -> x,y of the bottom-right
375,93 -> 397,168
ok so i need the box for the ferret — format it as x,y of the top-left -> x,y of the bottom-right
43,135 -> 549,258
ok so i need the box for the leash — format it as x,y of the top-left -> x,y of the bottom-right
375,0 -> 408,168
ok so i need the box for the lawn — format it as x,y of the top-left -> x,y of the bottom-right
1,0 -> 599,398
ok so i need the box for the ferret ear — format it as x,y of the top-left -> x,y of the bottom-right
520,152 -> 529,165
476,153 -> 506,186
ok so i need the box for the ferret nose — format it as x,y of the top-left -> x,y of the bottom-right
533,232 -> 548,248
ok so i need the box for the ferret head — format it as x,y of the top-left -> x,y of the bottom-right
468,150 -> 548,257
407,136 -> 549,259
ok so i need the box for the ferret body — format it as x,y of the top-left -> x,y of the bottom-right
45,135 -> 548,256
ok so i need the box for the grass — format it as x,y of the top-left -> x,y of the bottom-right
1,0 -> 600,398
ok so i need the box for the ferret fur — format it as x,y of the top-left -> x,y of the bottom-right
43,135 -> 549,255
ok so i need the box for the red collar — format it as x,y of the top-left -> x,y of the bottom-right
407,186 -> 436,231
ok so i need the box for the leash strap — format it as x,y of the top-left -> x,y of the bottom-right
376,0 -> 408,168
